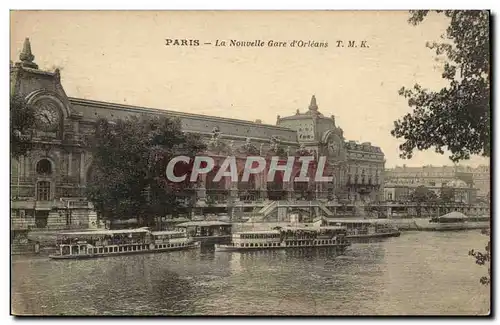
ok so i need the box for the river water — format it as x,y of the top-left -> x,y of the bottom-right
11,230 -> 490,316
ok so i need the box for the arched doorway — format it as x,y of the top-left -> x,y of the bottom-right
267,170 -> 286,201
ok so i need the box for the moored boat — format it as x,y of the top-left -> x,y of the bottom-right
175,220 -> 233,245
324,219 -> 401,239
214,226 -> 350,253
49,228 -> 198,260
425,212 -> 490,231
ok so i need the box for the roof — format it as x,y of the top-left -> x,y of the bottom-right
445,179 -> 469,188
282,226 -> 318,232
319,226 -> 347,230
163,217 -> 190,223
438,212 -> 468,219
151,230 -> 185,236
326,219 -> 373,224
68,97 -> 299,143
176,221 -> 232,227
234,230 -> 281,235
57,228 -> 150,236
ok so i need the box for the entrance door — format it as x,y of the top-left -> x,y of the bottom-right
35,210 -> 49,228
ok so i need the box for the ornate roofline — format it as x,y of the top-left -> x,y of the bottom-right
188,131 -> 299,146
68,97 -> 295,132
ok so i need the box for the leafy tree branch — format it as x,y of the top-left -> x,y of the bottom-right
392,10 -> 490,162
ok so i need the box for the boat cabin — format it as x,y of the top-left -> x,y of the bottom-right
55,228 -> 152,257
176,221 -> 232,238
232,230 -> 281,243
325,219 -> 374,233
150,230 -> 189,244
316,226 -> 348,239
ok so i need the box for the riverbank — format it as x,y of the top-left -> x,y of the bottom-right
13,218 -> 488,256
232,218 -> 489,232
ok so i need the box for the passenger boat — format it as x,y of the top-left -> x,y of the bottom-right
323,219 -> 401,239
49,228 -> 198,260
425,212 -> 490,231
214,226 -> 350,252
176,220 -> 233,245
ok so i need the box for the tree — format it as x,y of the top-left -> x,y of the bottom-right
392,10 -> 490,162
10,95 -> 36,158
393,11 -> 491,286
410,185 -> 438,217
469,229 -> 491,285
85,115 -> 206,227
439,186 -> 456,203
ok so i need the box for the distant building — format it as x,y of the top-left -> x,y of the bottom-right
385,164 -> 490,201
384,179 -> 477,205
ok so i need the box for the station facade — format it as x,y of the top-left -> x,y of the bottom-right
11,38 -> 386,231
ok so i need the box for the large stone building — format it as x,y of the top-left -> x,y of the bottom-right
384,164 -> 490,202
383,179 -> 477,205
10,38 -> 386,231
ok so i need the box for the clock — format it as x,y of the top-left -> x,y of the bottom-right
34,99 -> 61,132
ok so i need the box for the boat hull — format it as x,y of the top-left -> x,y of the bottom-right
414,221 -> 490,231
347,231 -> 401,239
215,242 -> 350,253
49,243 -> 199,260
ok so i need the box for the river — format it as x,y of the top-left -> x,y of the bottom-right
11,230 -> 490,316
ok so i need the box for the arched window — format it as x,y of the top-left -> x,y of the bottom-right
37,181 -> 51,201
36,159 -> 52,175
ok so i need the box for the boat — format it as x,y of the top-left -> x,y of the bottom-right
323,219 -> 401,239
425,212 -> 490,231
175,220 -> 233,245
49,228 -> 198,260
214,226 -> 350,252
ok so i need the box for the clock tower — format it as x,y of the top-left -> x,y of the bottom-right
11,38 -> 95,232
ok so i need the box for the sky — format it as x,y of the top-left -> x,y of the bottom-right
10,10 -> 490,168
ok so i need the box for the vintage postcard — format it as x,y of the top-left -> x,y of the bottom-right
9,10 -> 490,316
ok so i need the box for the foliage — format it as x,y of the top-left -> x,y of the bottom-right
469,229 -> 491,285
410,185 -> 438,217
85,115 -> 206,225
10,95 -> 36,158
411,185 -> 438,202
439,186 -> 456,203
392,10 -> 490,162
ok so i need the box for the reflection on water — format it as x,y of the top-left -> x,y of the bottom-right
11,231 -> 490,315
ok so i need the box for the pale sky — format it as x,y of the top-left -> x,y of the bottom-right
10,10 -> 490,168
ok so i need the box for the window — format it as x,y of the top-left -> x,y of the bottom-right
36,159 -> 52,175
37,181 -> 51,201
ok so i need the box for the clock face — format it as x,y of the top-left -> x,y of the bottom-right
35,99 -> 60,131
